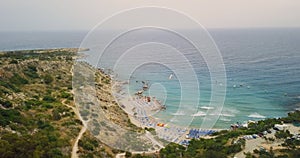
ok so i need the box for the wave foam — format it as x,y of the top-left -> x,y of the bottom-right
220,118 -> 231,122
172,111 -> 185,116
248,112 -> 266,119
192,111 -> 206,117
200,106 -> 214,110
221,113 -> 235,117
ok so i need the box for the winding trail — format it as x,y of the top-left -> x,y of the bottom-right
62,99 -> 87,158
69,65 -> 85,158
63,64 -> 88,158
72,126 -> 87,158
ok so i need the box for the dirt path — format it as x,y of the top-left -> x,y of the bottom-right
62,99 -> 87,158
67,65 -> 86,158
115,153 -> 125,158
72,126 -> 87,158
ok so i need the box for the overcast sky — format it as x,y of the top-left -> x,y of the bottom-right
1,0 -> 300,31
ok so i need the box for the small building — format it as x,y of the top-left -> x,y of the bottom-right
274,124 -> 288,130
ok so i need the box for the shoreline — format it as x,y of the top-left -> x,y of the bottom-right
108,75 -> 300,146
5,47 -> 297,130
111,79 -> 225,143
6,47 -> 298,143
4,48 -> 299,129
111,79 -> 229,130
0,47 -> 89,53
2,47 -> 300,157
111,77 -> 300,129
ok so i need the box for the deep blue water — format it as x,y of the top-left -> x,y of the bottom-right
1,28 -> 300,128
0,31 -> 86,51
208,28 -> 300,128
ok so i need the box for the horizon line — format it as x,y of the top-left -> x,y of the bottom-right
1,26 -> 300,32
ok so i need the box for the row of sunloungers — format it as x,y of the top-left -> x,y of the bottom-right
179,140 -> 190,146
186,129 -> 216,139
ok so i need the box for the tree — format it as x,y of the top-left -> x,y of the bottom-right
275,130 -> 292,139
125,151 -> 132,157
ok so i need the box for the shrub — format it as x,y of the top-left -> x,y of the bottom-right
275,130 -> 292,139
0,99 -> 13,108
10,73 -> 28,85
43,95 -> 56,102
0,109 -> 22,127
9,59 -> 18,64
24,70 -> 39,78
52,109 -> 61,121
43,74 -> 54,84
125,151 -> 132,157
78,140 -> 94,151
0,80 -> 20,92
60,91 -> 71,98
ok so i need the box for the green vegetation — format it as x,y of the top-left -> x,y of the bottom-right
78,132 -> 114,158
0,49 -> 105,158
0,108 -> 23,126
282,110 -> 300,123
0,99 -> 12,108
125,151 -> 132,157
275,130 -> 292,139
0,130 -> 69,158
24,65 -> 39,78
160,133 -> 245,158
160,111 -> 300,158
0,50 -> 78,157
10,73 -> 29,85
43,74 -> 54,84
79,135 -> 99,151
1,49 -> 300,158
0,49 -> 125,158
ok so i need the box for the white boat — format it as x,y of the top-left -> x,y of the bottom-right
168,73 -> 173,80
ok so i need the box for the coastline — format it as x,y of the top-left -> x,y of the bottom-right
3,47 -> 298,137
110,79 -> 225,144
52,55 -> 300,156
108,73 -> 300,147
1,47 -> 300,157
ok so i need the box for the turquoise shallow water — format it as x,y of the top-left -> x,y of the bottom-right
1,29 -> 300,129
92,28 -> 300,129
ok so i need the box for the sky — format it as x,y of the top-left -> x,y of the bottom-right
0,0 -> 300,31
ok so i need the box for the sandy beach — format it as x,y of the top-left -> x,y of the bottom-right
111,80 -> 220,144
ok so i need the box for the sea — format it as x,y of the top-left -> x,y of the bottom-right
1,28 -> 300,129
